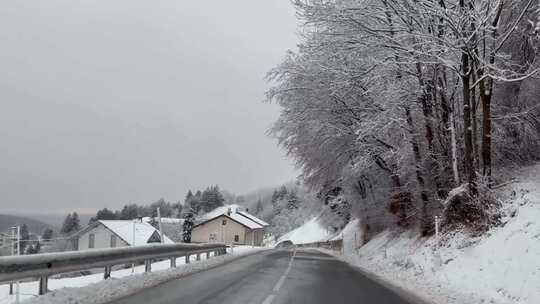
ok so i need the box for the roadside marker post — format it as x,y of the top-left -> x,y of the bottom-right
435,216 -> 440,245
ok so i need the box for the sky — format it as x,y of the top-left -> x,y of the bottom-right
0,0 -> 299,214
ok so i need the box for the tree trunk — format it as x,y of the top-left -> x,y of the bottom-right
404,105 -> 431,235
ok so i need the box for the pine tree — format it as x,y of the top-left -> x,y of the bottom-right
61,212 -> 81,235
42,228 -> 54,240
182,213 -> 195,243
61,213 -> 73,234
200,185 -> 225,213
71,212 -> 81,232
185,190 -> 194,204
20,224 -> 30,253
89,208 -> 117,224
287,191 -> 299,210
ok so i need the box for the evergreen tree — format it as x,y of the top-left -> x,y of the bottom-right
188,190 -> 203,215
172,201 -> 183,218
119,204 -> 139,220
200,185 -> 225,213
182,213 -> 195,243
20,224 -> 30,253
71,212 -> 81,232
41,228 -> 54,240
61,212 -> 81,235
26,241 -> 40,254
89,208 -> 117,224
185,190 -> 194,204
287,190 -> 299,210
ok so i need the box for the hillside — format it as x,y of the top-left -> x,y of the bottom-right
326,163 -> 540,304
0,214 -> 58,235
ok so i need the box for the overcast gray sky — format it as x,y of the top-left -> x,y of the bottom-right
0,0 -> 299,214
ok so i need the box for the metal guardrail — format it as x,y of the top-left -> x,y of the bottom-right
295,239 -> 343,252
0,243 -> 227,295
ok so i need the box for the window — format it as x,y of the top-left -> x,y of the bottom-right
234,235 -> 239,242
89,233 -> 95,249
110,235 -> 117,248
222,219 -> 227,226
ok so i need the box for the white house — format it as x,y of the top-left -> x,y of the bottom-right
76,220 -> 174,251
191,205 -> 269,246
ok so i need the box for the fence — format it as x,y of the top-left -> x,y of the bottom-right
0,242 -> 227,295
295,239 -> 343,252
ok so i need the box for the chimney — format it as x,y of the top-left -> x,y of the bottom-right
245,208 -> 249,213
227,208 -> 232,216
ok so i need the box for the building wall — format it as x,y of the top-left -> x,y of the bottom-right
0,234 -> 12,256
77,224 -> 128,251
244,229 -> 264,246
192,215 -> 249,244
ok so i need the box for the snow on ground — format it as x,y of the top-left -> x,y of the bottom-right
276,217 -> 332,245
324,163 -> 540,304
0,246 -> 266,304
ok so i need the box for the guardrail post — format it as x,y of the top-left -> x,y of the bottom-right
170,257 -> 176,268
145,260 -> 152,272
196,253 -> 201,261
104,266 -> 112,279
185,255 -> 190,264
206,251 -> 210,259
38,276 -> 48,295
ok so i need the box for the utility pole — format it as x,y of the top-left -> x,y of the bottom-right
9,226 -> 15,295
157,207 -> 164,243
16,226 -> 20,304
131,219 -> 136,273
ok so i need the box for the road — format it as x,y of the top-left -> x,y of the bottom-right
110,249 -> 416,304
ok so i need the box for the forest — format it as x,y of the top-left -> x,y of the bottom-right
266,0 -> 540,238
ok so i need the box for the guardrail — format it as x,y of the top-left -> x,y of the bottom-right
295,239 -> 343,252
0,243 -> 227,295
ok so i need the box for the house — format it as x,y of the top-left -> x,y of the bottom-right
142,217 -> 185,243
76,220 -> 174,251
0,232 -> 13,256
191,205 -> 269,246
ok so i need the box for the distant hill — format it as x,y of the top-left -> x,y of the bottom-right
0,214 -> 59,235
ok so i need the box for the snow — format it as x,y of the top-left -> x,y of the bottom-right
323,163 -> 540,304
198,205 -> 241,221
0,246 -> 266,304
99,220 -> 174,246
236,211 -> 270,227
276,217 -> 331,245
196,205 -> 265,230
141,217 -> 184,224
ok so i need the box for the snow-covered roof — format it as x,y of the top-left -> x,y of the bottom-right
99,220 -> 174,246
198,204 -> 240,221
237,211 -> 270,227
141,217 -> 184,224
195,205 -> 265,230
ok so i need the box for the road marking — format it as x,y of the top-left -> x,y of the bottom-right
273,275 -> 287,292
262,294 -> 275,304
272,248 -> 296,292
262,248 -> 296,304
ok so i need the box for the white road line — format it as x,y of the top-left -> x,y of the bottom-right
262,294 -> 275,304
262,249 -> 296,304
272,248 -> 296,292
273,275 -> 287,292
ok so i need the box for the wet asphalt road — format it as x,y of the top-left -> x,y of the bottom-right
109,249 -> 415,304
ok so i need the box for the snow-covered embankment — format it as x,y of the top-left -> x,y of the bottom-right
328,164 -> 540,304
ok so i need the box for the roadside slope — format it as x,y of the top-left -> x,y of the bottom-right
333,163 -> 540,304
